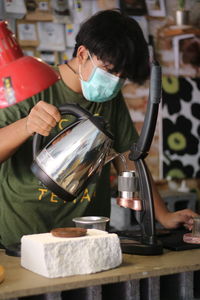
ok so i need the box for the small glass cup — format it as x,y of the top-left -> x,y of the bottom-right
72,216 -> 110,231
192,216 -> 200,237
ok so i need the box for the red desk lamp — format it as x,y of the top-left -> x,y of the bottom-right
0,21 -> 60,108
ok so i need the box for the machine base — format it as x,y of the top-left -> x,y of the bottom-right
120,237 -> 163,255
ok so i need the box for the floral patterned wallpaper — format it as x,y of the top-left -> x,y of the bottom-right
162,76 -> 200,179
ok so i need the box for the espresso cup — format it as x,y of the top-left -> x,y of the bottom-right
72,216 -> 110,231
192,216 -> 200,237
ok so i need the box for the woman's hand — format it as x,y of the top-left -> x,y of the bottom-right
160,209 -> 198,230
25,101 -> 61,136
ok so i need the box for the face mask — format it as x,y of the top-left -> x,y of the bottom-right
79,52 -> 124,102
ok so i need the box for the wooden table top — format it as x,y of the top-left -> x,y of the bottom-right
1,248 -> 200,299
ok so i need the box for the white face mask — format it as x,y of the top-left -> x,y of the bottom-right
79,52 -> 124,102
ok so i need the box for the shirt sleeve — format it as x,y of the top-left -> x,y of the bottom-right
0,95 -> 39,127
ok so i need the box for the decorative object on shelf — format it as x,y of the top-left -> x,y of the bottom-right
95,0 -> 119,11
172,33 -> 195,72
3,0 -> 27,19
17,20 -> 39,47
156,22 -> 200,77
25,0 -> 53,21
189,0 -> 200,28
145,0 -> 166,17
69,0 -> 93,24
182,37 -> 200,69
120,0 -> 147,16
176,0 -> 190,26
37,21 -> 66,51
51,0 -> 71,23
65,23 -> 80,47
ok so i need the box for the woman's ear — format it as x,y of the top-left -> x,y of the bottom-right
77,45 -> 89,65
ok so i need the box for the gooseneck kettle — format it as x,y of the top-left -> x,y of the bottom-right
31,104 -> 117,201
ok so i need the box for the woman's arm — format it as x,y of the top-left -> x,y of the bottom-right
0,117 -> 30,163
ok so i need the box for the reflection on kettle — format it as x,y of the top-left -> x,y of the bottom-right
31,104 -> 118,201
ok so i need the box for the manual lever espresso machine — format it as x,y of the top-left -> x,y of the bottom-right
116,61 -> 163,255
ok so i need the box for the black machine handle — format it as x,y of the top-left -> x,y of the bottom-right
32,104 -> 92,160
130,61 -> 162,161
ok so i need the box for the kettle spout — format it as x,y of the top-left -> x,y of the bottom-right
104,148 -> 119,165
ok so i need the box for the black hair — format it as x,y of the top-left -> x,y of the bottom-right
73,9 -> 150,85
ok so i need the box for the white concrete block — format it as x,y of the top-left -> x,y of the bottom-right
21,229 -> 122,278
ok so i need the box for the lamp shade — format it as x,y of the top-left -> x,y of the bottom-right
0,21 -> 60,108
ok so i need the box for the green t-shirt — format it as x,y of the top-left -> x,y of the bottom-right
0,77 -> 138,247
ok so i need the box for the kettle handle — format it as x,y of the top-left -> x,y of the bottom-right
32,104 -> 91,160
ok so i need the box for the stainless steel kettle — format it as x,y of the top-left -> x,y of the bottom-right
31,104 -> 117,201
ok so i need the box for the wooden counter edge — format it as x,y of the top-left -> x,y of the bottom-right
1,249 -> 200,299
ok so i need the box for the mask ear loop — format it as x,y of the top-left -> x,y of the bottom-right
78,50 -> 93,81
78,64 -> 84,81
87,51 -> 97,68
79,51 -> 97,82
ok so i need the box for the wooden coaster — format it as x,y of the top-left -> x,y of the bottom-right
51,227 -> 87,238
0,265 -> 5,284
